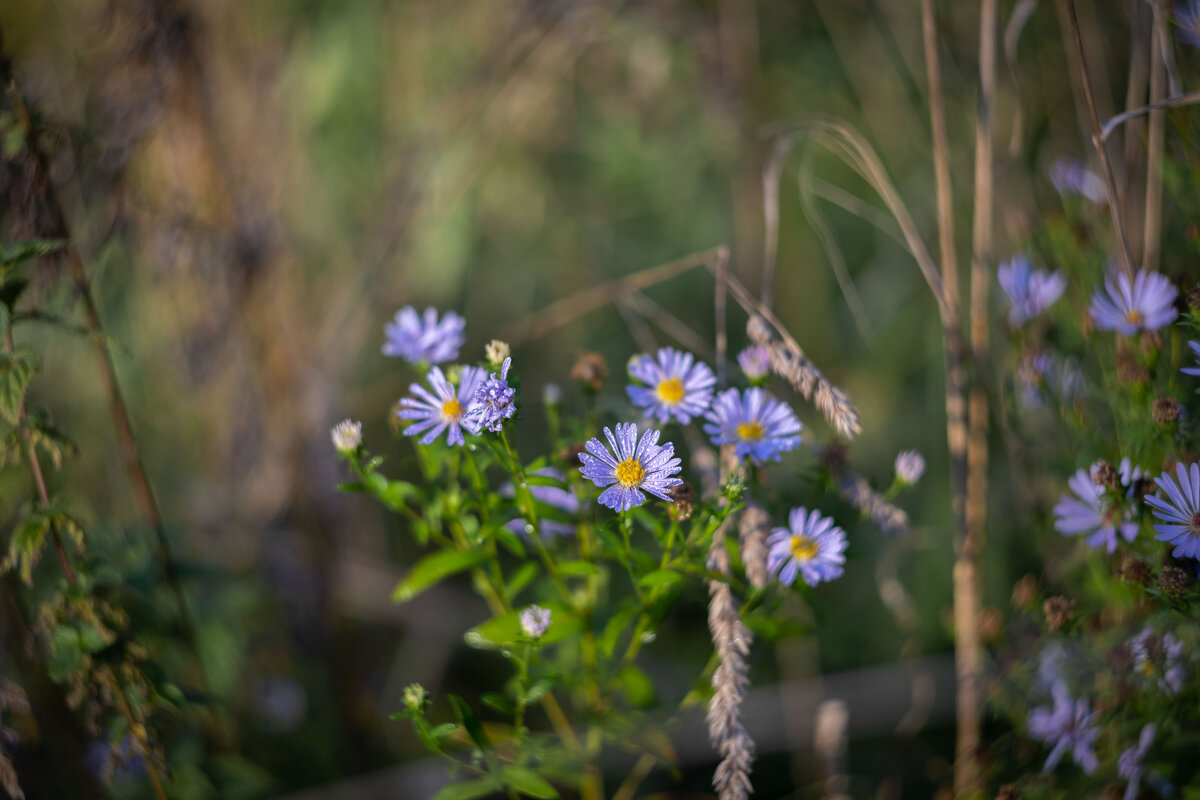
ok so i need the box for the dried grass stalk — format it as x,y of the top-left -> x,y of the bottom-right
746,316 -> 861,439
738,504 -> 770,590
836,470 -> 910,537
706,447 -> 754,800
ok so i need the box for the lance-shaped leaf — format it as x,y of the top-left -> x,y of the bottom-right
392,549 -> 488,602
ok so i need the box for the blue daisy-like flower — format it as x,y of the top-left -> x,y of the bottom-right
1049,157 -> 1106,204
1182,340 -> 1200,376
766,507 -> 847,587
1179,0 -> 1200,50
626,347 -> 716,424
703,387 -> 802,464
1027,682 -> 1099,775
1088,270 -> 1178,335
1145,462 -> 1200,559
465,356 -> 516,434
396,365 -> 485,447
577,422 -> 682,512
1053,458 -> 1143,553
997,255 -> 1066,326
383,306 -> 466,364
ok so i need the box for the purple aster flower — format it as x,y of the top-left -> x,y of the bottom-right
997,255 -> 1067,326
383,306 -> 466,364
465,356 -> 516,434
1128,628 -> 1185,695
520,605 -> 551,639
578,422 -> 682,512
1026,681 -> 1099,775
1145,462 -> 1200,559
626,347 -> 716,425
1179,0 -> 1200,49
737,345 -> 771,382
1053,459 -> 1143,553
1088,269 -> 1178,334
1182,340 -> 1200,376
766,507 -> 847,587
502,468 -> 578,537
703,388 -> 802,464
1119,723 -> 1157,800
894,450 -> 926,485
1049,157 -> 1106,204
396,365 -> 485,447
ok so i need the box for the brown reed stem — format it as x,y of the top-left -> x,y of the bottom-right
715,247 -> 730,388
1099,89 -> 1200,141
611,753 -> 656,800
1063,0 -> 1136,277
1143,3 -> 1167,273
920,1 -> 976,793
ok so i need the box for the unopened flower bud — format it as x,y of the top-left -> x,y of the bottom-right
542,383 -> 561,406
485,339 -> 510,370
331,419 -> 362,454
571,351 -> 608,393
894,450 -> 926,485
403,683 -> 430,713
520,605 -> 551,639
737,345 -> 771,382
1011,575 -> 1038,609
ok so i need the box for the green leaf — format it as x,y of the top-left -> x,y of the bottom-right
392,549 -> 488,602
494,525 -> 527,558
336,481 -> 368,493
0,278 -> 28,312
379,479 -> 417,511
505,562 -> 539,600
599,604 -> 639,658
500,765 -> 559,799
557,560 -> 599,577
429,777 -> 503,800
447,695 -> 492,753
5,512 -> 50,585
428,722 -> 457,741
523,677 -> 555,704
46,626 -> 84,682
480,692 -> 514,714
637,569 -> 683,589
619,664 -> 656,708
466,603 -> 580,649
0,349 -> 40,425
77,621 -> 112,654
0,239 -> 64,269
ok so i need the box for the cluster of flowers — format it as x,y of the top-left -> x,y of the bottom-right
999,162 -> 1200,792
329,306 -> 931,590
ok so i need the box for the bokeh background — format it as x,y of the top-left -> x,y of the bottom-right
0,0 -> 1176,797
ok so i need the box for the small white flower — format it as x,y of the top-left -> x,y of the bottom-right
519,605 -> 551,639
894,450 -> 926,485
331,419 -> 362,453
485,339 -> 511,368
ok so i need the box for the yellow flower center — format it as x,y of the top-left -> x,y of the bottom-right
615,457 -> 645,488
656,377 -> 685,404
441,398 -> 462,419
1140,661 -> 1155,677
1126,309 -> 1144,326
790,535 -> 819,561
736,421 -> 765,441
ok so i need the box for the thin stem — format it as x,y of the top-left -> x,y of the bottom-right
1143,3 -> 1168,273
104,666 -> 170,800
612,752 -> 656,800
1063,0 -> 1136,276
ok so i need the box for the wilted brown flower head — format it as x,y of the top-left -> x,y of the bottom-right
978,607 -> 1004,643
1091,460 -> 1119,491
668,482 -> 694,522
1139,330 -> 1162,355
1153,397 -> 1181,424
1043,596 -> 1075,632
571,351 -> 608,392
995,784 -> 1020,800
1160,565 -> 1189,599
1115,351 -> 1149,385
1187,281 -> 1200,310
1120,556 -> 1153,588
